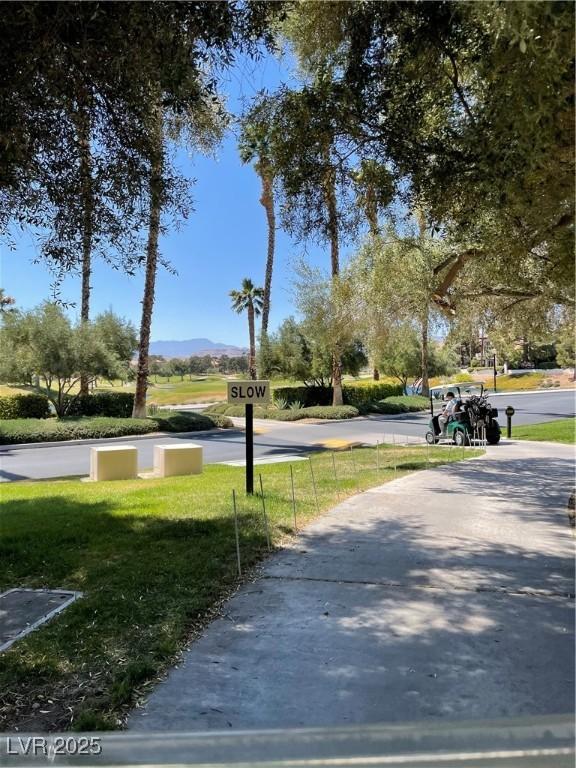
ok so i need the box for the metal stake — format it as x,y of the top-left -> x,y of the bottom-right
258,473 -> 271,551
232,489 -> 242,576
309,457 -> 319,513
376,440 -> 380,471
350,446 -> 360,493
331,451 -> 340,499
392,433 -> 397,475
290,464 -> 297,531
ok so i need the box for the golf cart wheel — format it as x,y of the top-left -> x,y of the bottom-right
487,432 -> 501,445
454,429 -> 470,447
425,431 -> 437,445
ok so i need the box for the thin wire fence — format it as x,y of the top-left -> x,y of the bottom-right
227,441 -> 480,578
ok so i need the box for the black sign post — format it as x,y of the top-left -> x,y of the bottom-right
245,403 -> 254,495
505,405 -> 515,438
493,353 -> 498,393
227,380 -> 270,496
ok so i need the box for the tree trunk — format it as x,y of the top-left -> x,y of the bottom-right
133,97 -> 163,419
421,310 -> 430,397
248,304 -> 257,380
259,163 -> 275,340
416,209 -> 430,397
75,100 -> 94,397
322,147 -> 343,406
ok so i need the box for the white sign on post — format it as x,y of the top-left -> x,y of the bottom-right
227,380 -> 270,405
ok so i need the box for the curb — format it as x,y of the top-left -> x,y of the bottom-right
0,426 -> 241,452
489,388 -> 575,397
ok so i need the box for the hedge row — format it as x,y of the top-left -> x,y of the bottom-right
0,410 -> 233,445
272,382 -> 403,408
152,411 -> 233,432
381,395 -> 430,412
0,392 -> 136,419
0,417 -> 158,444
205,403 -> 359,421
67,392 -> 135,418
0,394 -> 51,420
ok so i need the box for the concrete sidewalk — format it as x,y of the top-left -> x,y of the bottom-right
129,441 -> 575,731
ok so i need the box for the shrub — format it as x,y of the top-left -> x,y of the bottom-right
272,386 -> 332,407
0,394 -> 51,420
453,372 -> 475,383
371,401 -> 405,414
0,417 -> 158,444
203,403 -> 231,415
272,382 -> 403,408
0,410 -> 233,445
204,403 -> 360,421
67,392 -> 135,418
343,382 -> 403,408
300,405 -> 358,419
382,395 -> 430,412
151,410 -> 233,432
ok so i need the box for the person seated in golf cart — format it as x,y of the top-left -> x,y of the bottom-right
438,391 -> 458,436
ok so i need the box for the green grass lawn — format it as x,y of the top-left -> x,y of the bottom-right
0,443 -> 481,732
512,418 -> 575,444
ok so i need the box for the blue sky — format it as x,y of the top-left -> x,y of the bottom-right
1,51 -> 356,348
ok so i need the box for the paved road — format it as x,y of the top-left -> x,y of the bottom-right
0,390 -> 573,482
129,440 -> 575,731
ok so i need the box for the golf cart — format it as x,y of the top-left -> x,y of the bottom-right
425,383 -> 501,446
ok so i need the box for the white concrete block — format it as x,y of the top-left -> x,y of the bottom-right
90,445 -> 138,481
154,443 -> 203,478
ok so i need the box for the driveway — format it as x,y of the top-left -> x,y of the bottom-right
129,440 -> 575,731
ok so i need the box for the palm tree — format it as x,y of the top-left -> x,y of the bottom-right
239,99 -> 277,368
230,278 -> 264,379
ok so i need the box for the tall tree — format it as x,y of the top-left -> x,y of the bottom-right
257,84 -> 361,404
282,0 -> 574,314
133,94 -> 164,418
239,96 -> 277,356
229,278 -> 264,380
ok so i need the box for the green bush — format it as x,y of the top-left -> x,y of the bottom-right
343,383 -> 403,408
151,410 -> 233,432
272,382 -> 402,408
382,395 -> 430,412
0,394 -> 51,420
202,402 -> 230,415
67,392 -> 135,418
272,386 -> 331,407
204,403 -> 359,421
300,405 -> 359,419
452,372 -> 475,383
0,410 -> 232,445
370,401 -> 405,414
0,417 -> 158,444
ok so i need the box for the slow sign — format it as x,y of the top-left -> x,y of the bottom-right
227,380 -> 270,405
505,405 -> 515,417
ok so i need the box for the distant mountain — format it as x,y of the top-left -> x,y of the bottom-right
149,338 -> 247,358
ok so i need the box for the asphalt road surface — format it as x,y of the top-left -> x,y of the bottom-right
1,389 -> 573,482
